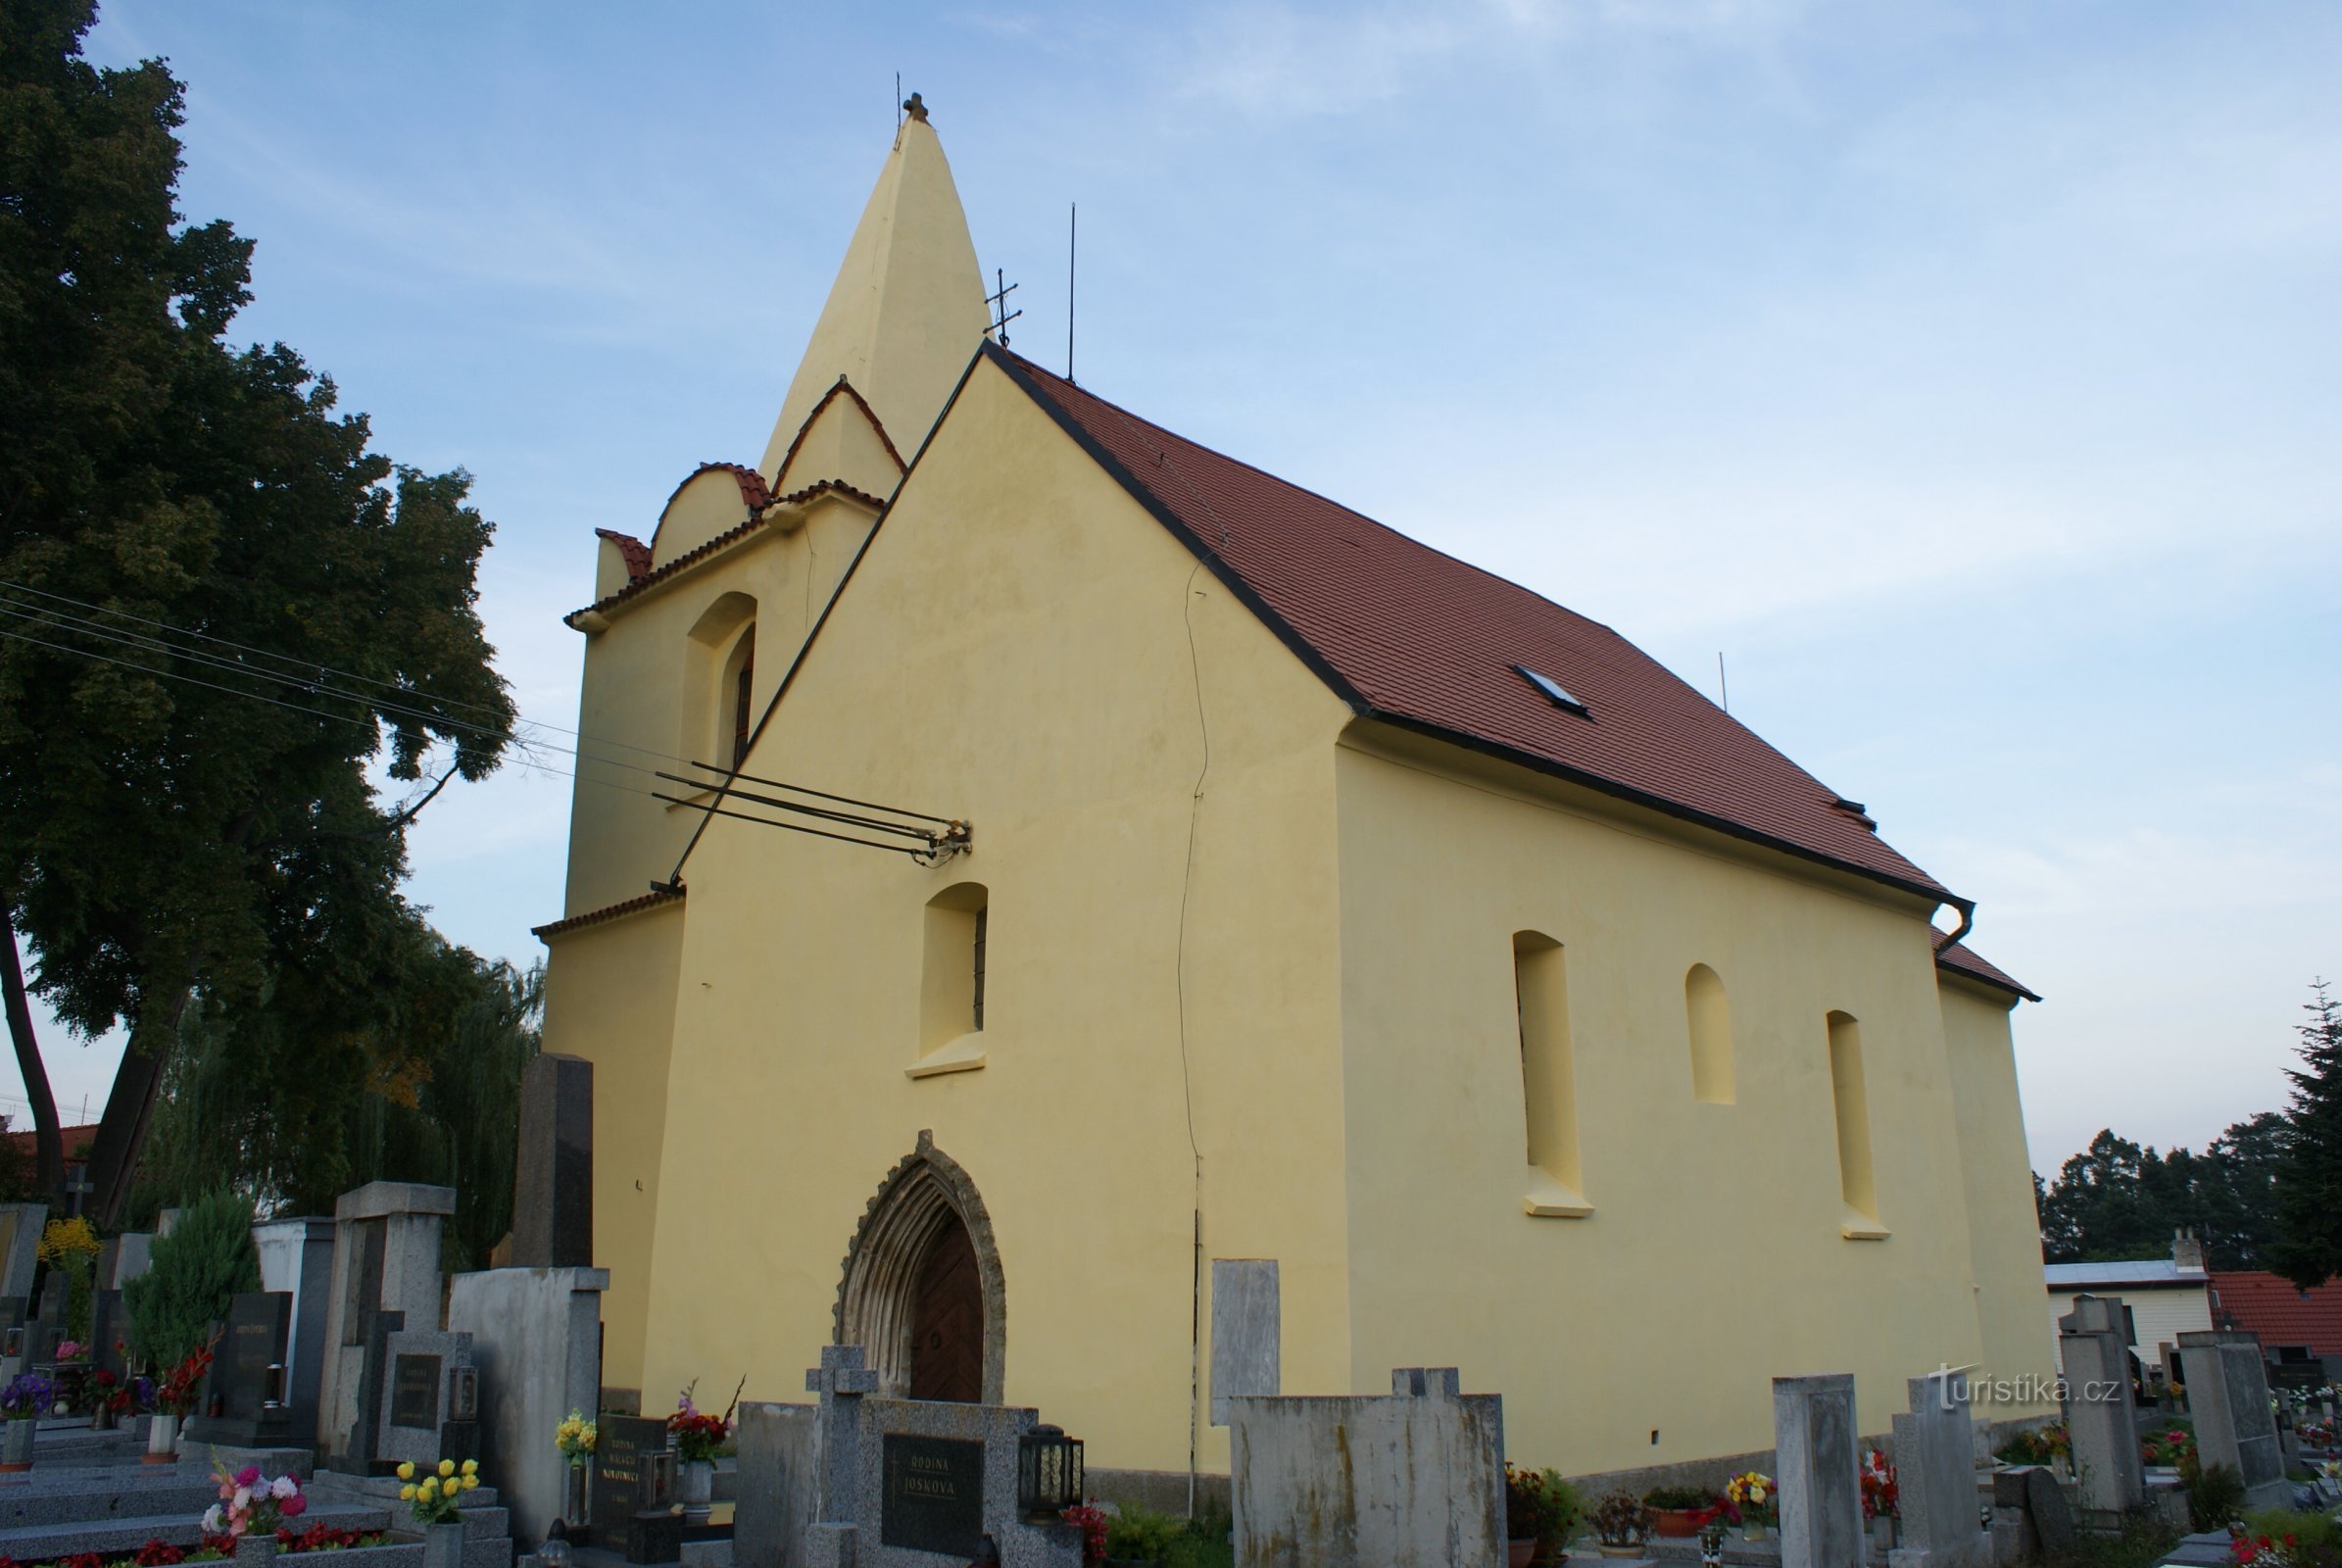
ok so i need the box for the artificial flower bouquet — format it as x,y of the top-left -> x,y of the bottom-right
399,1457 -> 482,1525
1860,1449 -> 1899,1521
556,1407 -> 598,1466
203,1462 -> 308,1538
157,1341 -> 218,1419
1723,1471 -> 1777,1528
668,1379 -> 741,1464
1,1371 -> 53,1421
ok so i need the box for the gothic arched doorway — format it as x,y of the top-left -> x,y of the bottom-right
834,1131 -> 1006,1403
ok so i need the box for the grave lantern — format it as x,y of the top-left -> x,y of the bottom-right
537,1521 -> 571,1568
1016,1424 -> 1083,1519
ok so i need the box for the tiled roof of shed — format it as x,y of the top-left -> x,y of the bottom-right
987,344 -> 1956,904
595,528 -> 653,582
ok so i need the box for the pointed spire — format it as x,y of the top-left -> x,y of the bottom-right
758,108 -> 989,481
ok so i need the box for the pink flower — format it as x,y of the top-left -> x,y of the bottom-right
235,1466 -> 261,1488
280,1495 -> 307,1519
56,1341 -> 80,1360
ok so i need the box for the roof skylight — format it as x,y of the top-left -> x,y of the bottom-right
1514,665 -> 1588,717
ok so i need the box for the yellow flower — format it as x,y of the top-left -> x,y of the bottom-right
420,1477 -> 438,1497
463,1475 -> 479,1491
438,1458 -> 456,1478
398,1461 -> 416,1481
1752,1486 -> 1768,1504
462,1459 -> 478,1476
400,1485 -> 416,1502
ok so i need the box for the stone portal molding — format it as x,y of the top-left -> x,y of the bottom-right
833,1130 -> 1006,1403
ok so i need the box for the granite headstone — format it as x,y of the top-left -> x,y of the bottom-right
512,1054 -> 594,1269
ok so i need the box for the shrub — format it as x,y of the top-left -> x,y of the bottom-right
2241,1506 -> 2342,1568
1593,1493 -> 1651,1546
2181,1457 -> 2246,1532
1103,1504 -> 1189,1563
123,1190 -> 260,1370
1645,1485 -> 1716,1510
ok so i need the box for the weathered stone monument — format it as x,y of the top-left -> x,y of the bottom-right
252,1215 -> 336,1448
511,1054 -> 594,1269
1889,1371 -> 1989,1568
1775,1373 -> 1864,1568
317,1180 -> 456,1462
799,1344 -> 1085,1568
377,1326 -> 480,1470
736,1401 -> 824,1568
447,1264 -> 610,1546
1227,1366 -> 1505,1568
2176,1330 -> 2289,1511
2059,1296 -> 2145,1517
1209,1259 -> 1279,1425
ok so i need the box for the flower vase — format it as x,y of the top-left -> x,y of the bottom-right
563,1460 -> 591,1528
681,1457 -> 713,1525
1870,1516 -> 1894,1558
1742,1521 -> 1769,1542
1508,1541 -> 1538,1568
144,1413 -> 179,1464
422,1522 -> 465,1568
0,1415 -> 33,1471
233,1535 -> 278,1564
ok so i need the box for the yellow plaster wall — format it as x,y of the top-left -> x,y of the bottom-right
538,901 -> 687,1395
1939,976 -> 2061,1413
561,502 -> 881,919
632,359 -> 1358,1474
1330,732 -> 2032,1471
651,469 -> 756,568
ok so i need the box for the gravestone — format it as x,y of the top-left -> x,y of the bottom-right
2175,1331 -> 2288,1511
252,1216 -> 336,1448
316,1180 -> 454,1461
1888,1372 -> 1988,1568
735,1400 -> 823,1568
87,1289 -> 126,1381
800,1344 -> 1085,1568
377,1327 -> 480,1471
447,1264 -> 610,1546
105,1232 -> 154,1289
2059,1296 -> 2146,1516
184,1292 -> 293,1447
24,1269 -> 69,1367
1209,1259 -> 1279,1426
590,1413 -> 676,1559
0,1204 -> 44,1301
512,1054 -> 594,1269
1989,1466 -> 2074,1563
1227,1366 -> 1505,1568
1775,1373 -> 1864,1568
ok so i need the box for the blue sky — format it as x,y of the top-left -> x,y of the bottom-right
13,0 -> 2338,1176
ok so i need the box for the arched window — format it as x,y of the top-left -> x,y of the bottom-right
681,592 -> 756,768
1826,1010 -> 1884,1236
1685,964 -> 1734,1103
913,883 -> 990,1077
1514,931 -> 1588,1216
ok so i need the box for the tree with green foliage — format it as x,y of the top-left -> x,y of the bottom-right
130,939 -> 541,1272
0,0 -> 513,1223
122,1188 -> 261,1370
2036,1113 -> 2287,1270
2270,981 -> 2342,1289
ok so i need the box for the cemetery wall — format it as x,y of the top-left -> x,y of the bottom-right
539,899 -> 683,1397
608,362 -> 1360,1474
1328,736 -> 2056,1473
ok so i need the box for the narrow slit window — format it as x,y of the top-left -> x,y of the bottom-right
730,627 -> 756,767
1827,1010 -> 1883,1236
971,907 -> 988,1032
1514,931 -> 1588,1216
918,882 -> 990,1071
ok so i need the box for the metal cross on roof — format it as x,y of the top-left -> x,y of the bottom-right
986,269 -> 1022,347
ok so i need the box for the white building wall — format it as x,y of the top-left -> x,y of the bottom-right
2047,1285 -> 2213,1374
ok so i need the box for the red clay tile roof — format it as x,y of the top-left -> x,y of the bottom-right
659,462 -> 773,521
986,344 -> 1956,904
2,1122 -> 98,1160
596,529 -> 653,582
2211,1271 -> 2342,1355
568,480 -> 887,624
533,885 -> 685,942
1935,941 -> 2039,1002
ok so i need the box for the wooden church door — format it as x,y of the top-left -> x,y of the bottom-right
906,1211 -> 984,1402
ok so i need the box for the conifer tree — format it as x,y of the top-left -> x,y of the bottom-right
122,1188 -> 261,1369
2271,980 -> 2342,1289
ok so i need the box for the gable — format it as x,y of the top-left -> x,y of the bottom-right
652,463 -> 771,568
982,344 -> 1957,906
773,377 -> 907,498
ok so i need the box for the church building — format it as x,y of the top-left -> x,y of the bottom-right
535,101 -> 2055,1486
